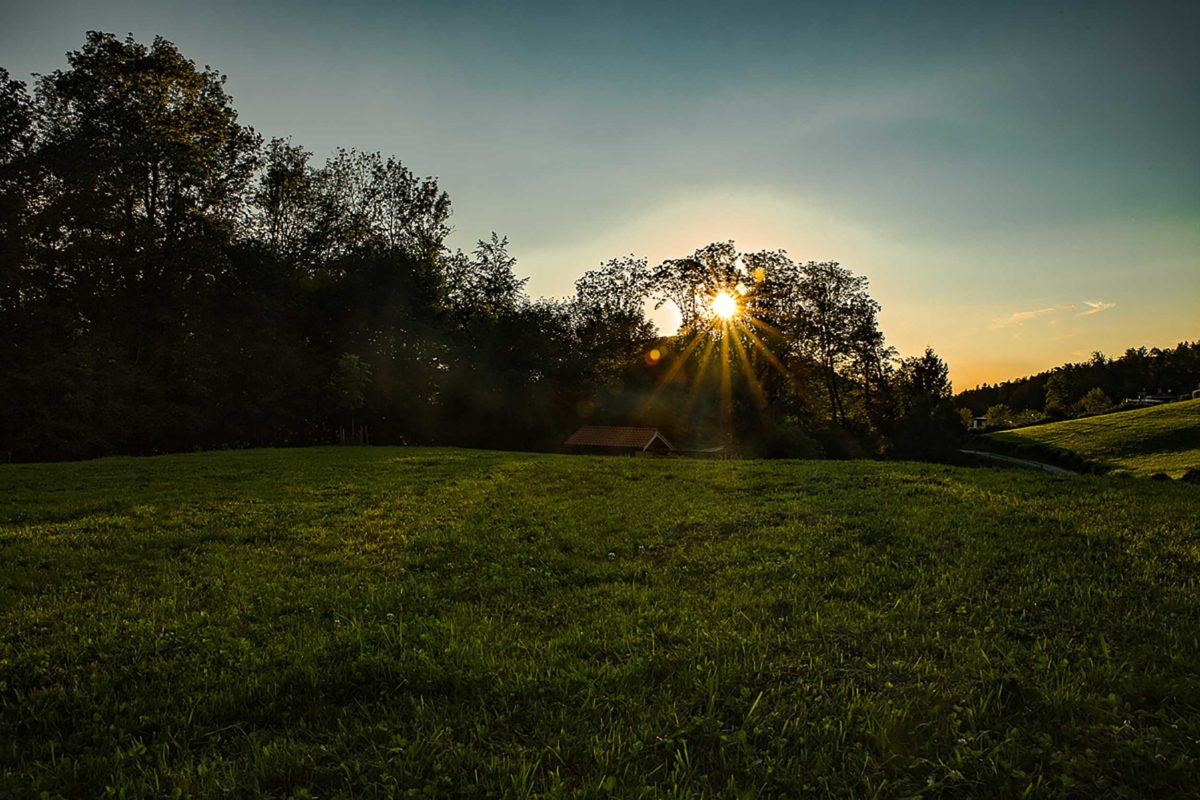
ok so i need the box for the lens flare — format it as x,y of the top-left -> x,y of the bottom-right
711,291 -> 738,321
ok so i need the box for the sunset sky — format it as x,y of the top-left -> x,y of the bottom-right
4,0 -> 1197,389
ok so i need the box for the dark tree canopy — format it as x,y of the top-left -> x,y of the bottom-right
957,343 -> 1200,417
0,32 -> 993,463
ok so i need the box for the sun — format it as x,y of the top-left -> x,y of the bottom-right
711,290 -> 739,321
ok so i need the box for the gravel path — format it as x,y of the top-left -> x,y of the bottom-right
959,449 -> 1078,476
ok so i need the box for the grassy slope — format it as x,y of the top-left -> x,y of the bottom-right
988,398 -> 1200,478
1,447 -> 1198,798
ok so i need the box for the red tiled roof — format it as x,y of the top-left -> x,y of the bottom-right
564,426 -> 674,450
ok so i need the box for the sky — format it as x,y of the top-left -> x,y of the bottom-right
3,0 -> 1197,389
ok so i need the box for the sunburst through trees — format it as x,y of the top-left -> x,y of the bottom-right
642,242 -> 892,450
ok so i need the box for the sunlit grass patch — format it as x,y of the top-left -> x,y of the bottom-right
988,398 -> 1200,477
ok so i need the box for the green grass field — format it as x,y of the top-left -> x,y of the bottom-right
986,398 -> 1200,478
2,447 -> 1199,798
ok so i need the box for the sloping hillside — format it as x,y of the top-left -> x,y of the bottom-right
987,398 -> 1200,477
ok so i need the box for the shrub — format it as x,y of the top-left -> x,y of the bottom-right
984,403 -> 1014,429
1075,387 -> 1113,416
812,426 -> 869,459
753,422 -> 823,459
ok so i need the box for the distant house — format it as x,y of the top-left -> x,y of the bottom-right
1123,391 -> 1177,408
969,416 -> 987,430
564,425 -> 675,455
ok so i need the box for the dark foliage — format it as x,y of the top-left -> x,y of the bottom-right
3,33 -> 957,463
958,343 -> 1200,415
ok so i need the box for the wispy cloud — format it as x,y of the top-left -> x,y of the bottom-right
1077,300 -> 1116,316
991,299 -> 1117,328
991,304 -> 1075,329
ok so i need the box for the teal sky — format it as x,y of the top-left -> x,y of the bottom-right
3,0 -> 1197,388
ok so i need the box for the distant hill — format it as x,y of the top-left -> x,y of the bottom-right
956,341 -> 1200,415
985,398 -> 1200,478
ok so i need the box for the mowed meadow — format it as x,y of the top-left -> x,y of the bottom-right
2,448 -> 1199,797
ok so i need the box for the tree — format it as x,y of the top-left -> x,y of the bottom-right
5,32 -> 263,457
444,233 -> 528,318
985,404 -> 1014,429
1043,372 -> 1072,417
886,347 -> 962,459
0,69 -> 37,459
31,31 -> 261,359
569,256 -> 656,388
895,347 -> 952,405
792,261 -> 882,426
248,137 -> 321,264
330,354 -> 372,442
648,243 -> 787,445
34,32 -> 260,253
316,148 -> 451,262
1075,387 -> 1112,416
0,68 -> 34,298
645,243 -> 889,440
650,241 -> 743,331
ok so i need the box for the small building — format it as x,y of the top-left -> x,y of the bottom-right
564,425 -> 675,455
1123,392 -> 1176,408
969,416 -> 987,430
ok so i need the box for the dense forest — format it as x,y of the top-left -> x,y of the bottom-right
11,33 -> 1189,464
957,343 -> 1200,424
1,32 -> 973,463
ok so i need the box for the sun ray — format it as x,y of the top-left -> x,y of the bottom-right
737,323 -> 798,387
682,336 -> 719,419
639,276 -> 811,445
742,313 -> 783,336
729,323 -> 770,411
719,327 -> 734,430
642,331 -> 710,412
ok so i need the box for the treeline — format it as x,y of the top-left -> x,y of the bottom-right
957,342 -> 1200,420
1,33 -> 961,462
